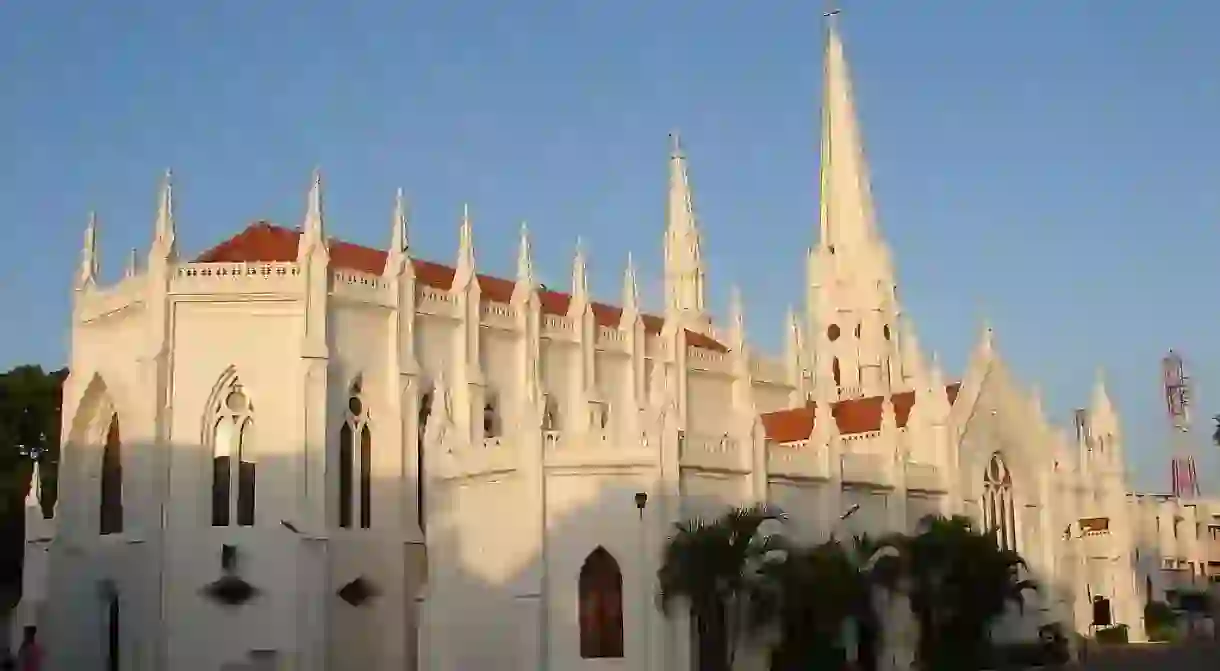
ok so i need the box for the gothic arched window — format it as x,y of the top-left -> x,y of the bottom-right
579,547 -> 624,659
982,452 -> 1016,552
339,380 -> 373,529
99,413 -> 123,535
211,381 -> 256,527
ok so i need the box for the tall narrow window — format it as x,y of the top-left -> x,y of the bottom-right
338,424 -> 353,529
237,418 -> 255,526
359,424 -> 372,529
211,381 -> 255,527
417,391 -> 432,533
107,593 -> 120,671
982,452 -> 1016,552
579,547 -> 624,659
340,381 -> 372,529
99,414 -> 123,535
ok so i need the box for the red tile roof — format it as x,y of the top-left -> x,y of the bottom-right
760,382 -> 963,440
194,222 -> 726,351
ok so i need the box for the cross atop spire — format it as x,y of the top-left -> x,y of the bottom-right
669,130 -> 684,158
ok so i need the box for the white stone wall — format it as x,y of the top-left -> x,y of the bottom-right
20,17 -> 1155,671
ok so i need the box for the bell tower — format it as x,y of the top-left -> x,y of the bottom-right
806,12 -> 909,399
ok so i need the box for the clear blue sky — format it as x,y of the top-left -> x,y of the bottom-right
2,1 -> 1218,492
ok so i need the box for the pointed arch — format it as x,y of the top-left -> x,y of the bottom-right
205,368 -> 256,527
340,376 -> 372,529
99,413 -> 123,535
578,546 -> 624,659
62,373 -> 128,533
982,452 -> 1016,552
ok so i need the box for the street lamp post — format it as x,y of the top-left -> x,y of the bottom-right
635,492 -> 649,671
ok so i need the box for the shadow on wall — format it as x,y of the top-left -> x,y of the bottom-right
419,479 -> 700,671
36,412 -> 439,671
35,406 -> 717,671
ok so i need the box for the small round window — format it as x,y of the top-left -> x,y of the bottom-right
828,324 -> 841,341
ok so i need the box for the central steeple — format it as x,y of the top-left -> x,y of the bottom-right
664,131 -> 710,331
806,12 -> 915,400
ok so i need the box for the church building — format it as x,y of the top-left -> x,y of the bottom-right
16,16 -> 1145,671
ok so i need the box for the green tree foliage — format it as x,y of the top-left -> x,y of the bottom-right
0,365 -> 68,611
660,509 -> 1037,671
657,504 -> 786,671
754,537 -> 879,671
892,515 -> 1037,671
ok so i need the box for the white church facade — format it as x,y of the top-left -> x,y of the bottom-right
17,18 -> 1149,671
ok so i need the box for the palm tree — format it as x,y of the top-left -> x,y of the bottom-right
657,503 -> 787,671
896,515 -> 1037,671
756,537 -> 878,671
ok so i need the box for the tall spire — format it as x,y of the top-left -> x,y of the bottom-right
664,131 -> 708,326
819,11 -> 880,258
808,12 -> 908,397
153,169 -> 176,257
76,212 -> 98,289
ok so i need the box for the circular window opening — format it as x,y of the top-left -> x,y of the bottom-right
828,324 -> 841,341
348,397 -> 363,415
